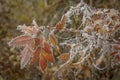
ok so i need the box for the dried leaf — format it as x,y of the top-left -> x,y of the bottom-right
57,53 -> 70,61
49,34 -> 58,46
8,35 -> 32,47
39,53 -> 47,72
55,15 -> 66,30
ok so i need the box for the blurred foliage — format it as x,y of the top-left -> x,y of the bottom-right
0,0 -> 120,80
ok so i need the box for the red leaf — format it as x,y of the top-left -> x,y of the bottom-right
42,50 -> 55,62
39,53 -> 47,72
8,35 -> 32,47
31,47 -> 41,64
43,41 -> 52,54
20,46 -> 32,69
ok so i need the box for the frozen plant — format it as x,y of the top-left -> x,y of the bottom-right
8,1 -> 120,80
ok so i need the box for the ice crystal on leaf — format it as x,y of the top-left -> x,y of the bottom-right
9,21 -> 55,72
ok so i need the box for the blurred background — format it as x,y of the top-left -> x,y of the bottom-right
0,0 -> 120,80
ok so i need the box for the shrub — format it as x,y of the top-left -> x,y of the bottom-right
9,1 -> 120,80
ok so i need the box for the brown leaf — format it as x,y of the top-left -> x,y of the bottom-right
57,53 -> 70,61
39,53 -> 47,72
49,34 -> 58,46
55,15 -> 66,30
8,35 -> 32,47
31,47 -> 41,64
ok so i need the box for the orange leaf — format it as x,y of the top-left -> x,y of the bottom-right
31,47 -> 41,64
8,35 -> 32,47
57,53 -> 70,61
39,53 -> 47,72
55,15 -> 66,30
49,34 -> 58,46
42,50 -> 55,62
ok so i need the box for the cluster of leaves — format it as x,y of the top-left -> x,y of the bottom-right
8,1 -> 120,80
8,21 -> 56,72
